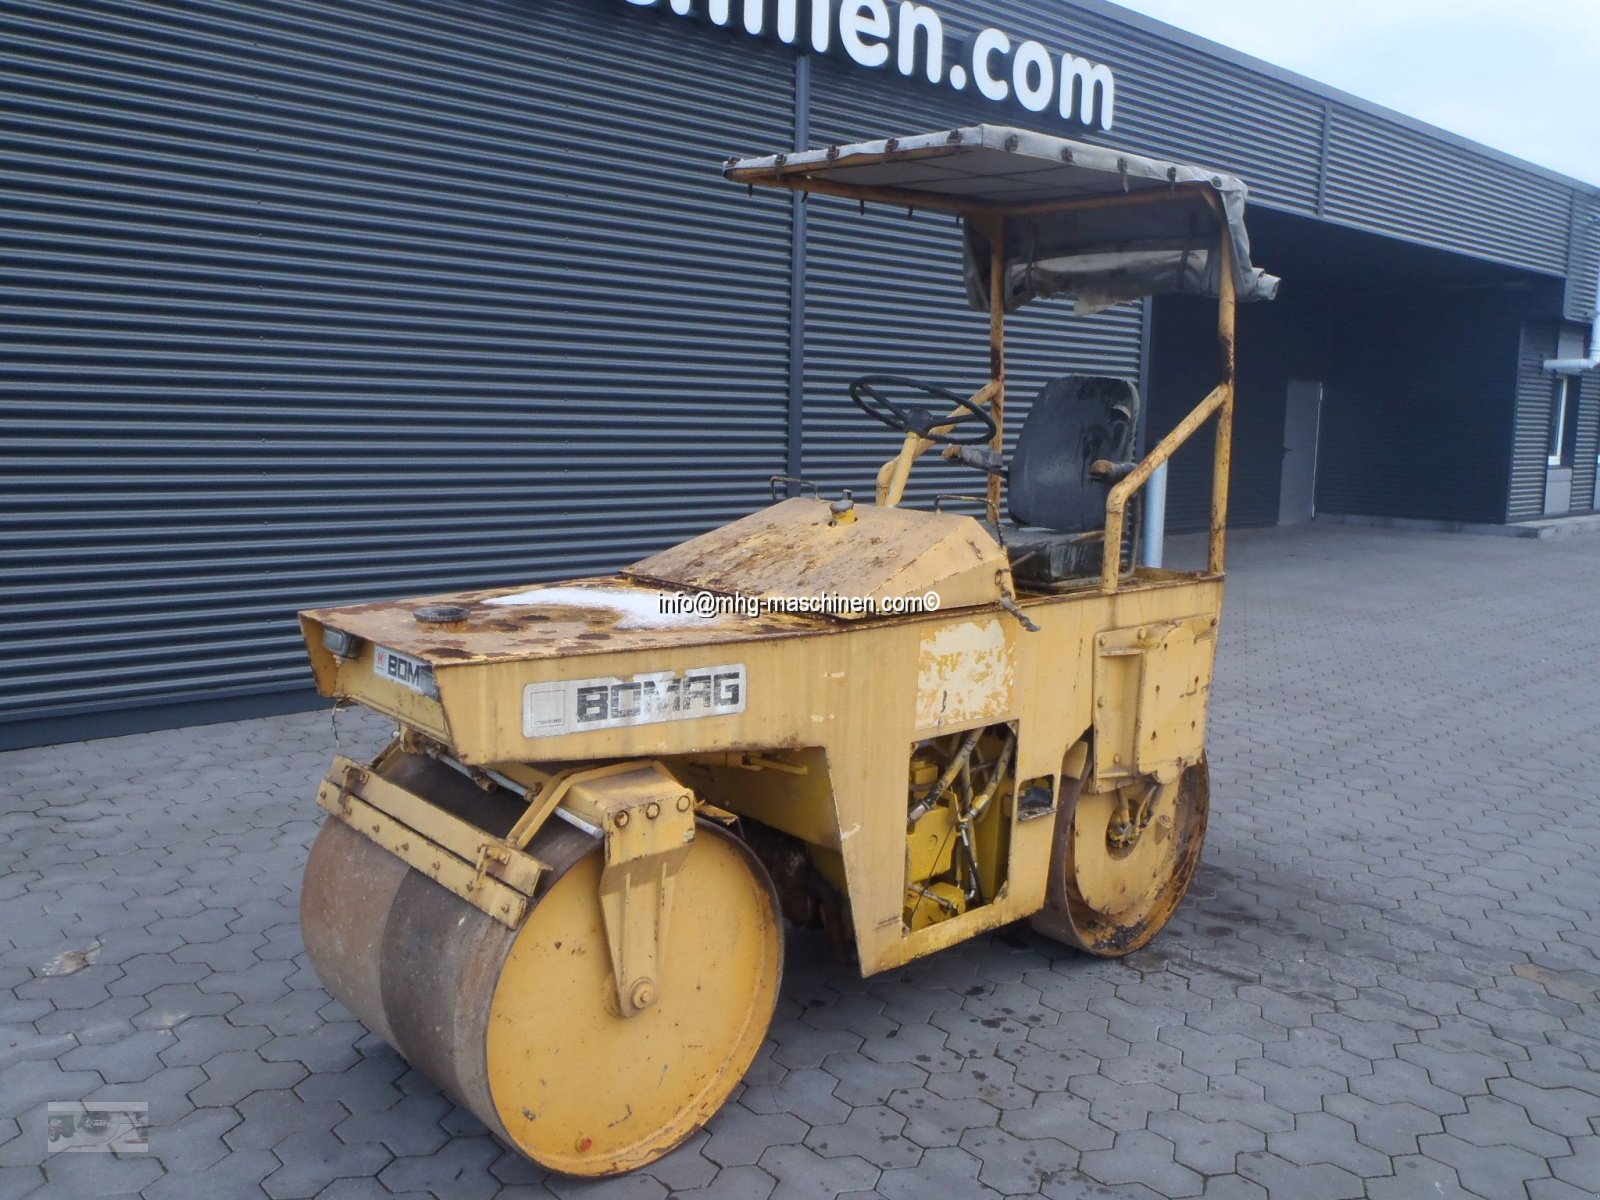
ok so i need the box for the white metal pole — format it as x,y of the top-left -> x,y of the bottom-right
1141,462 -> 1168,568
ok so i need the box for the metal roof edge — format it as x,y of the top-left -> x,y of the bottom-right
1068,0 -> 1600,197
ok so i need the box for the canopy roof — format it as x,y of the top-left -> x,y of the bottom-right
726,125 -> 1279,313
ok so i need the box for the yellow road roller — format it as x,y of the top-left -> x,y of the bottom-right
297,125 -> 1278,1176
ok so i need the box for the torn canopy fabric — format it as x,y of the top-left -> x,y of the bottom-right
956,134 -> 1280,315
722,124 -> 1278,316
962,184 -> 1280,316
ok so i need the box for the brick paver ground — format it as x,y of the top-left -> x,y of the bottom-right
3,523 -> 1599,1199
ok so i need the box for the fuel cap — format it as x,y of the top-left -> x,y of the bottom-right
413,603 -> 470,625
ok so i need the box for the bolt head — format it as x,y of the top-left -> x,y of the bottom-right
630,979 -> 657,1009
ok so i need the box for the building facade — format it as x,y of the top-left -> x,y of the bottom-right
4,0 -> 1598,750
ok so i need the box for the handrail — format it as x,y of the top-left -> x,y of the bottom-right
1102,198 -> 1237,593
1100,383 -> 1230,591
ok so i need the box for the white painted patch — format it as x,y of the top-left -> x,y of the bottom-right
40,941 -> 100,977
915,619 -> 1011,731
484,586 -> 710,629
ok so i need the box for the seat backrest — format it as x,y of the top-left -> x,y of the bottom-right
1008,376 -> 1140,532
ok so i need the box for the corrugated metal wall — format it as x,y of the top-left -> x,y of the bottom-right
4,0 -> 1596,744
980,0 -> 1326,215
1008,0 -> 1587,281
1574,371 -> 1600,514
1,0 -> 795,732
1569,196 -> 1600,323
1508,325 -> 1561,521
800,55 -> 1144,510
1324,108 -> 1571,275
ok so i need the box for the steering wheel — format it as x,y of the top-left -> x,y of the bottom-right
848,374 -> 998,447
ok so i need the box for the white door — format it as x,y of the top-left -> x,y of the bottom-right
1279,380 -> 1323,524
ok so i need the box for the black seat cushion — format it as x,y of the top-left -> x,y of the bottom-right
1008,376 -> 1140,533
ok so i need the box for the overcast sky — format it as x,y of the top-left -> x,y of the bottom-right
1106,0 -> 1600,187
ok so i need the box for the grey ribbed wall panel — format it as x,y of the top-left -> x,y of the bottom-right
1574,372 -> 1599,514
1508,324 -> 1559,522
1571,197 -> 1600,323
4,0 -> 1595,744
801,58 -> 1142,508
1325,107 -> 1571,275
876,0 -> 1585,278
979,0 -> 1324,215
1,0 -> 794,726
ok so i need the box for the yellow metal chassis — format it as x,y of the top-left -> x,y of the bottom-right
306,567 -> 1219,976
299,169 -> 1241,980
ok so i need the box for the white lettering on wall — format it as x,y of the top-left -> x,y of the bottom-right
895,2 -> 943,83
968,27 -> 1009,103
618,0 -> 1116,131
1061,53 -> 1115,127
1011,40 -> 1052,113
838,0 -> 892,69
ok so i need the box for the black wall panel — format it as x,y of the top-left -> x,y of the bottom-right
1147,292 -> 1329,533
1,0 -> 795,730
1569,197 -> 1600,324
1319,293 -> 1519,525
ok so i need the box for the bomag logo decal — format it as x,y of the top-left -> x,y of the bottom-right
372,646 -> 438,698
523,664 -> 747,737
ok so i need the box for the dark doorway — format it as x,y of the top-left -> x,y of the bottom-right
1145,207 -> 1561,531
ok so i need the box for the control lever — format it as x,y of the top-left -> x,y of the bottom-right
944,445 -> 1007,475
1089,458 -> 1137,483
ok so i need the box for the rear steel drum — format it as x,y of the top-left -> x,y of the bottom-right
1030,759 -> 1210,956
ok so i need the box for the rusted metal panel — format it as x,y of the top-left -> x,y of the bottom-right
302,563 -> 1220,973
627,497 -> 1008,619
914,618 -> 1012,734
302,806 -> 780,1177
1090,615 -> 1217,791
303,573 -> 823,670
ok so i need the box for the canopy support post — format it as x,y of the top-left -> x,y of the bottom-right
986,216 -> 1006,523
1209,227 -> 1237,576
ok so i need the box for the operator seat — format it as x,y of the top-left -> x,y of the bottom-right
998,375 -> 1140,586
